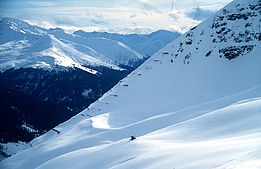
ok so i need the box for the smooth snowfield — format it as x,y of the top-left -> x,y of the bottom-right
36,98 -> 261,169
1,0 -> 260,168
1,97 -> 261,169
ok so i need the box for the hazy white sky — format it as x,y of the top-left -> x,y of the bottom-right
0,0 -> 232,34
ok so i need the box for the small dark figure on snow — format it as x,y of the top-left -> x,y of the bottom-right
130,136 -> 136,141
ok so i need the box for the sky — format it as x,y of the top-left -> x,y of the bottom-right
0,0 -> 232,34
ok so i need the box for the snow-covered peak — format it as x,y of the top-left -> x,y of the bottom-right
0,17 -> 46,44
0,17 -> 45,34
1,0 -> 261,168
48,28 -> 64,33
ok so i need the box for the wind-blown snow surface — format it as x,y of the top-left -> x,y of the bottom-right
1,0 -> 261,168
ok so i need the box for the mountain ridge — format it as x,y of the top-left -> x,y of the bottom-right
1,17 -> 179,72
73,29 -> 180,57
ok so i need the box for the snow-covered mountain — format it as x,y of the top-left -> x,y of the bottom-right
0,18 -> 128,73
1,0 -> 261,168
49,29 -> 146,68
0,17 -> 179,72
0,18 -> 179,144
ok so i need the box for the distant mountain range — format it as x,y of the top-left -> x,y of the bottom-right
0,17 -> 180,71
0,17 -> 180,143
73,29 -> 180,57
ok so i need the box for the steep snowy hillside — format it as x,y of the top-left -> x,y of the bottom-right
1,0 -> 261,168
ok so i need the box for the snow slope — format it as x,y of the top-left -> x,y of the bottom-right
0,142 -> 31,159
34,98 -> 261,169
1,0 -> 261,168
0,17 -> 45,44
